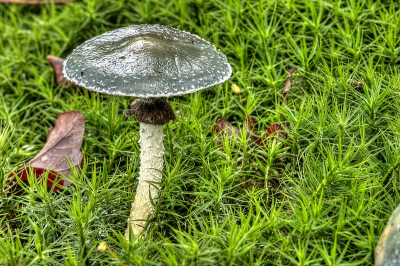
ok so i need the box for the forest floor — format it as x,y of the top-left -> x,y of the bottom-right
1,0 -> 400,265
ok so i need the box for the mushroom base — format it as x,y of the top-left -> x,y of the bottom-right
125,123 -> 165,240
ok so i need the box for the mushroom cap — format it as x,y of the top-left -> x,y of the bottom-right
63,24 -> 232,98
375,203 -> 400,266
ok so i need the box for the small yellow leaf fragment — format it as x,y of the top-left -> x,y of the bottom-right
231,83 -> 241,95
98,242 -> 107,252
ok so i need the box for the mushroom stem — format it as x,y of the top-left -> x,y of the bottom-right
125,122 -> 165,240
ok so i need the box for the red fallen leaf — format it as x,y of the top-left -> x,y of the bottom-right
265,123 -> 287,140
46,55 -> 73,88
254,123 -> 286,146
0,0 -> 73,4
9,110 -> 85,191
282,67 -> 297,106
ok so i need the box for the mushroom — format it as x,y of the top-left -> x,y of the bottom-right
375,203 -> 400,266
63,24 -> 231,240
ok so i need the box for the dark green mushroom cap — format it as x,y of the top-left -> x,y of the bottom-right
63,24 -> 232,98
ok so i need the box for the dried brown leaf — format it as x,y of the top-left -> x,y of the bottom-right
212,117 -> 288,190
283,67 -> 297,106
213,118 -> 263,148
9,111 -> 85,191
212,118 -> 241,144
46,55 -> 73,88
245,116 -> 256,132
213,118 -> 287,147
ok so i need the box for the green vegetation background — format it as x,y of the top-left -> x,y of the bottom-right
1,0 -> 400,265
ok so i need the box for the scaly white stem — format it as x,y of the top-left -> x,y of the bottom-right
125,123 -> 165,240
